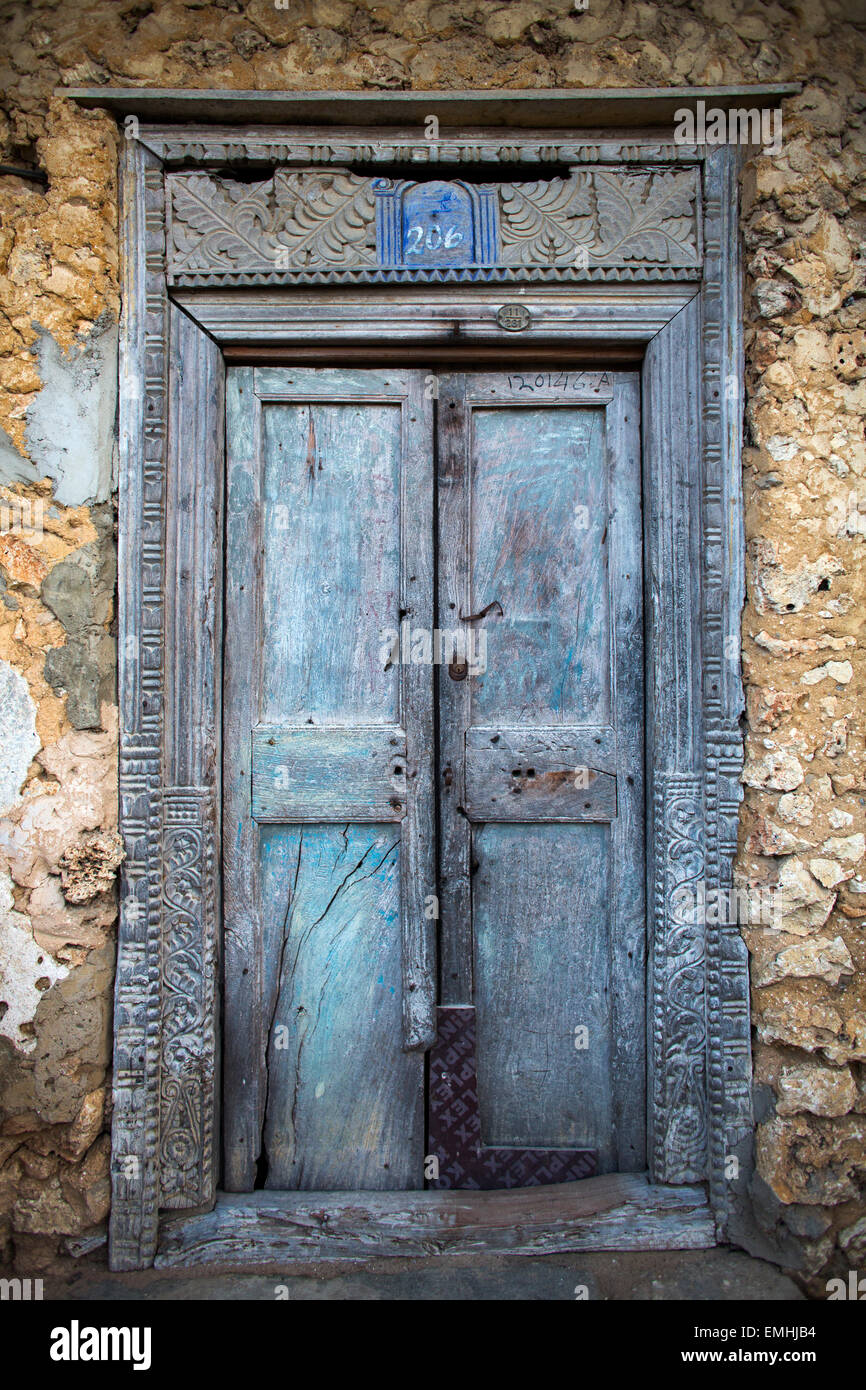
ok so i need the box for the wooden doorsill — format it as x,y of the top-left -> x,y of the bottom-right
154,1172 -> 715,1268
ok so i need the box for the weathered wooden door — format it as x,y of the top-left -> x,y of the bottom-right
223,367 -> 645,1191
437,372 -> 645,1179
223,368 -> 435,1191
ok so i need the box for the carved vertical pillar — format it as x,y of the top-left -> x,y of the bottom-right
158,302 -> 224,1211
703,146 -> 749,1237
651,774 -> 707,1182
643,292 -> 708,1185
110,141 -> 168,1271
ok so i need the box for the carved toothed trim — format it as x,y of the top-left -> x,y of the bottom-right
148,134 -> 704,168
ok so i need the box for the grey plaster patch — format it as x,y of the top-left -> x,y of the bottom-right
0,659 -> 40,816
41,509 -> 117,730
0,937 -> 114,1124
23,316 -> 118,507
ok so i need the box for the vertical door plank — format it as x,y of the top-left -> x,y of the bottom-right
473,822 -> 613,1156
470,407 -> 608,725
606,372 -> 647,1172
258,398 -> 402,726
400,371 -> 437,1047
223,367 -> 263,1191
437,374 -> 473,1005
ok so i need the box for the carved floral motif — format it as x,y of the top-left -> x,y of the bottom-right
499,170 -> 699,266
498,174 -> 594,265
168,169 -> 377,273
654,775 -> 708,1184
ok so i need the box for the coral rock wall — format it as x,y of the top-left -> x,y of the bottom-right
0,0 -> 864,1281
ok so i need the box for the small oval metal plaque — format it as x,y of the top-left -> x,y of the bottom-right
497,303 -> 531,332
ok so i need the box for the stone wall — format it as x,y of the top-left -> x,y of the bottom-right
0,0 -> 864,1285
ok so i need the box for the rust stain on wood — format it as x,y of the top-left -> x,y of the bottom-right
306,407 -> 318,481
459,599 -> 503,623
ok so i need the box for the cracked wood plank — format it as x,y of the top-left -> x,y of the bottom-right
155,1175 -> 715,1266
259,824 -> 423,1189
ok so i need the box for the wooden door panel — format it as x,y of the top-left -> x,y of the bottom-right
252,727 -> 406,822
259,399 -> 402,725
224,367 -> 434,1192
469,406 -> 610,725
473,822 -> 611,1150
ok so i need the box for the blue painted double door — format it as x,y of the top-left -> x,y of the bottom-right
223,367 -> 646,1192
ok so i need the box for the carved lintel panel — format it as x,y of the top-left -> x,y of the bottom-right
651,773 -> 707,1185
500,169 -> 699,267
165,166 -> 701,285
160,788 -> 217,1210
166,168 -> 377,275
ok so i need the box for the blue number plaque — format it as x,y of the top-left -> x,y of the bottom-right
401,182 -> 473,268
374,179 -> 500,270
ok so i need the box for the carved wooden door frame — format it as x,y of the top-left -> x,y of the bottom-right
67,86 -> 797,1270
